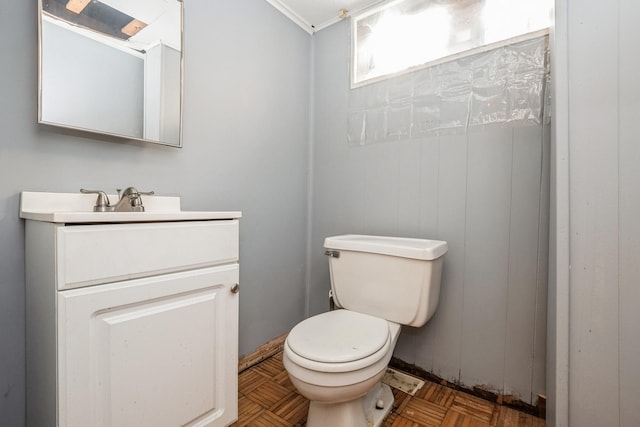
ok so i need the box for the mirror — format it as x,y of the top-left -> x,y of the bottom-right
38,0 -> 183,147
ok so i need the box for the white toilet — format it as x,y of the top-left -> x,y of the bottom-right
283,234 -> 448,427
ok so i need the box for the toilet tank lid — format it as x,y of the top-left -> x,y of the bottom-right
324,234 -> 448,260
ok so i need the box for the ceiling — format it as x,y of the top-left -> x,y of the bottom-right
265,0 -> 385,33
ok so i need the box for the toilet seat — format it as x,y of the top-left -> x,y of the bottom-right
285,310 -> 391,373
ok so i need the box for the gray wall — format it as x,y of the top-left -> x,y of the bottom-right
549,0 -> 640,426
0,0 -> 310,425
309,21 -> 549,405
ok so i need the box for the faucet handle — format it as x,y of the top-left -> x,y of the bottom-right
116,188 -> 154,198
80,189 -> 111,212
132,190 -> 154,212
114,188 -> 155,212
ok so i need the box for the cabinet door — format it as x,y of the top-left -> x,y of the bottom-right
58,265 -> 239,427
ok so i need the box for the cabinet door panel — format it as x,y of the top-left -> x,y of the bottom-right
58,265 -> 239,427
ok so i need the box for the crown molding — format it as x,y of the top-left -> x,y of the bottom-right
264,0 -> 315,34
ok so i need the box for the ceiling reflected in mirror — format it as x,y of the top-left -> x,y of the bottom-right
43,0 -> 148,41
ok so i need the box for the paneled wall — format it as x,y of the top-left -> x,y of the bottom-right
550,0 -> 640,425
309,20 -> 549,404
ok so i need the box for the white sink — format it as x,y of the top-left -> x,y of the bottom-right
20,191 -> 241,223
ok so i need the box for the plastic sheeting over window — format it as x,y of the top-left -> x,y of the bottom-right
347,36 -> 550,146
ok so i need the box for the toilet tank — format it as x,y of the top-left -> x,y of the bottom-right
324,235 -> 447,327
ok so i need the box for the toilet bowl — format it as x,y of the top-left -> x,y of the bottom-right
283,234 -> 447,427
283,310 -> 401,427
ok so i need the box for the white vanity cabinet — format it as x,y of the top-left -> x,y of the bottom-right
22,192 -> 241,427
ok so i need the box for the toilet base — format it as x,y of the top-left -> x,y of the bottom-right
306,382 -> 394,427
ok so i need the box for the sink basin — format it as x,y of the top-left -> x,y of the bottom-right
20,192 -> 241,223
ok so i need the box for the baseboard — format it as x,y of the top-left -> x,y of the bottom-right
238,333 -> 288,372
389,357 -> 545,419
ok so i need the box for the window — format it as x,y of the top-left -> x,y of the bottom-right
352,0 -> 553,86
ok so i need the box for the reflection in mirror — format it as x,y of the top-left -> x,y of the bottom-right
38,0 -> 183,147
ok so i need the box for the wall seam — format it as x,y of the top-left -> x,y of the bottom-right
458,131 -> 470,385
502,127 -> 515,398
530,123 -> 546,404
616,0 -> 622,422
303,34 -> 315,319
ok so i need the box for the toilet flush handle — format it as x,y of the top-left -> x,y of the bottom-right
325,250 -> 340,258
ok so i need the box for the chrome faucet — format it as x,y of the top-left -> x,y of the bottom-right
80,187 -> 155,212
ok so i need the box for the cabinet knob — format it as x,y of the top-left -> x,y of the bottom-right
230,283 -> 240,294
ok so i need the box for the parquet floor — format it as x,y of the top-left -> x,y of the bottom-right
231,351 -> 545,427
